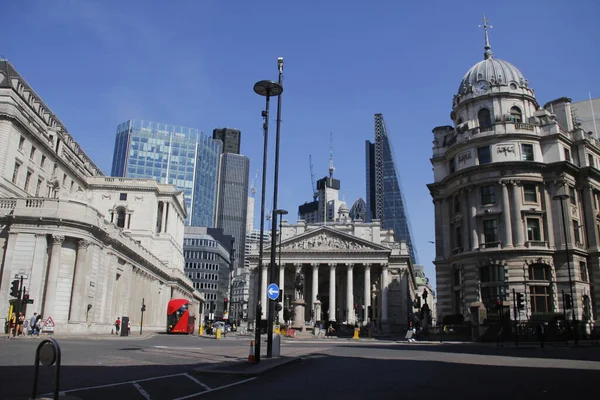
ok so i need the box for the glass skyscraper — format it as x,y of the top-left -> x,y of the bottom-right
111,120 -> 222,226
366,113 -> 419,264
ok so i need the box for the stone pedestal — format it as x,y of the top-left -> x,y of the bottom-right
292,299 -> 306,331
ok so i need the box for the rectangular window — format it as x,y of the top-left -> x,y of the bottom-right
580,261 -> 588,282
35,178 -> 43,197
120,193 -> 128,201
523,184 -> 538,203
18,136 -> 25,151
12,162 -> 21,184
530,286 -> 550,313
454,195 -> 460,213
564,147 -> 571,162
481,185 -> 496,205
478,146 -> 492,164
569,187 -> 577,205
40,155 -> 46,168
24,171 -> 32,191
483,219 -> 498,243
455,226 -> 462,248
30,146 -> 36,160
589,154 -> 595,168
521,144 -> 534,161
526,218 -> 541,241
573,219 -> 581,243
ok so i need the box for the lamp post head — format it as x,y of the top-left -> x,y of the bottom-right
552,194 -> 570,201
253,80 -> 283,97
275,209 -> 289,216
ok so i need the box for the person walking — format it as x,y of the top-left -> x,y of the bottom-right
114,317 -> 121,335
29,313 -> 38,336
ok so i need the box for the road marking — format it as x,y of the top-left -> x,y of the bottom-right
43,372 -> 188,395
171,377 -> 257,400
183,373 -> 211,390
133,382 -> 151,400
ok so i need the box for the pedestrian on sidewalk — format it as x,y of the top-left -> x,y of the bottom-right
114,317 -> 121,335
537,323 -> 546,349
29,313 -> 38,336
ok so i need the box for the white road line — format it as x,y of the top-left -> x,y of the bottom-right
45,372 -> 188,394
171,377 -> 258,400
133,382 -> 152,400
183,373 -> 211,390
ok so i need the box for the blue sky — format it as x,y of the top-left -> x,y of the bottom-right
4,0 -> 599,290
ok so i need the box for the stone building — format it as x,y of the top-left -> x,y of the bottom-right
247,210 -> 417,333
0,58 -> 201,334
428,25 -> 598,329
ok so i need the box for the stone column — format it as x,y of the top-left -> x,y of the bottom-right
311,263 -> 319,306
69,239 -> 90,322
278,263 -> 285,322
364,263 -> 371,325
462,189 -> 470,250
433,199 -> 444,257
582,185 -> 598,248
346,264 -> 354,324
260,265 -> 267,319
470,189 -> 479,250
328,263 -> 336,322
511,181 -> 525,247
543,183 -> 556,248
381,264 -> 389,323
441,198 -> 451,257
501,181 -> 513,248
43,235 -> 65,318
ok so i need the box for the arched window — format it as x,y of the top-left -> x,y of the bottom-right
116,207 -> 126,228
510,106 -> 523,123
478,108 -> 492,129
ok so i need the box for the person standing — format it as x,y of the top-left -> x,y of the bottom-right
114,317 -> 121,335
29,313 -> 38,336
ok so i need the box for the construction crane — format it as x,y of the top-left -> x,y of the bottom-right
309,154 -> 317,201
250,168 -> 259,197
328,132 -> 335,178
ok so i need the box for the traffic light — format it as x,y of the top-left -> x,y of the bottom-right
211,301 -> 215,312
564,294 -> 572,310
223,297 -> 228,311
141,304 -> 146,312
368,305 -> 373,319
517,293 -> 525,310
495,300 -> 502,312
277,289 -> 282,302
10,280 -> 19,298
354,303 -> 359,315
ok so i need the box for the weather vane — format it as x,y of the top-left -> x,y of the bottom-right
478,14 -> 494,59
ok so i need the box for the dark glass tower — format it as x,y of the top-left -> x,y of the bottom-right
365,113 -> 419,264
213,128 -> 241,154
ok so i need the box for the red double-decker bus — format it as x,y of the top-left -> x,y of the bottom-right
167,299 -> 195,334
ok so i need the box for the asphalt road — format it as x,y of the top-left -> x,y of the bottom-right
1,334 -> 599,399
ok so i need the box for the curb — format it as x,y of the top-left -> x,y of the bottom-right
192,356 -> 301,377
48,332 -> 159,341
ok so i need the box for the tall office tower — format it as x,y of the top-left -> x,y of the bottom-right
215,153 -> 250,276
365,113 -> 419,264
213,128 -> 241,154
571,97 -> 600,139
111,120 -> 221,226
246,196 -> 255,232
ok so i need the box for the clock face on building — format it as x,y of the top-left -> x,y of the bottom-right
473,80 -> 490,95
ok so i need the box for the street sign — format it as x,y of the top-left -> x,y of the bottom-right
42,316 -> 55,332
267,283 -> 279,301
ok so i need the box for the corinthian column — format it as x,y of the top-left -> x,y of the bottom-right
43,235 -> 65,318
346,264 -> 354,324
311,263 -> 319,306
511,181 -> 525,247
364,263 -> 371,325
381,264 -> 389,322
501,181 -> 513,248
328,263 -> 336,322
69,240 -> 90,322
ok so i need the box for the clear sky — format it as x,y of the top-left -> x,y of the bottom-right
3,0 -> 599,291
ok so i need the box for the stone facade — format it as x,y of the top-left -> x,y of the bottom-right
0,59 -> 202,334
247,215 -> 418,333
428,33 -> 598,329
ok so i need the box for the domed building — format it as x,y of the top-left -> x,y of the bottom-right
428,23 -> 598,338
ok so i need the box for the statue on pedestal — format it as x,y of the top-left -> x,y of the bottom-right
294,271 -> 305,300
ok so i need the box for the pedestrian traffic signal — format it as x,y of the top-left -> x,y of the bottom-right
223,297 -> 228,311
10,280 -> 19,298
517,293 -> 525,310
564,294 -> 572,310
495,300 -> 502,312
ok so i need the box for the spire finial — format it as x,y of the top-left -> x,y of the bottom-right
479,14 -> 493,60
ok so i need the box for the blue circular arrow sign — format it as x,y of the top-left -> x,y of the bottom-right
267,283 -> 280,301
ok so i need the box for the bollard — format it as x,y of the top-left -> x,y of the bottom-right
199,324 -> 204,336
273,333 -> 281,357
353,328 -> 360,340
32,338 -> 62,400
215,328 -> 222,339
248,340 -> 256,363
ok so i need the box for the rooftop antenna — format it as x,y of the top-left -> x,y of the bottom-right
250,168 -> 259,197
309,154 -> 317,201
328,132 -> 335,178
478,14 -> 493,60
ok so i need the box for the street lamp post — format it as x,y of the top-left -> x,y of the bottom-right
253,79 -> 283,363
267,58 -> 285,358
553,193 -> 579,345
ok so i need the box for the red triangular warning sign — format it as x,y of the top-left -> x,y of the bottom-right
44,316 -> 55,327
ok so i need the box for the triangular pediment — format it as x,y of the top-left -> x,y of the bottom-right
269,226 -> 391,252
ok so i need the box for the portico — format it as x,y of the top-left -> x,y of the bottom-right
247,221 -> 417,333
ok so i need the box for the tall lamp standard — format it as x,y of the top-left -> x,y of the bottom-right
553,193 -> 579,345
267,58 -> 285,358
275,209 -> 289,325
253,79 -> 283,364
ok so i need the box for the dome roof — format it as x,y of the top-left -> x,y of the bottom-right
339,202 -> 349,212
458,57 -> 526,96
